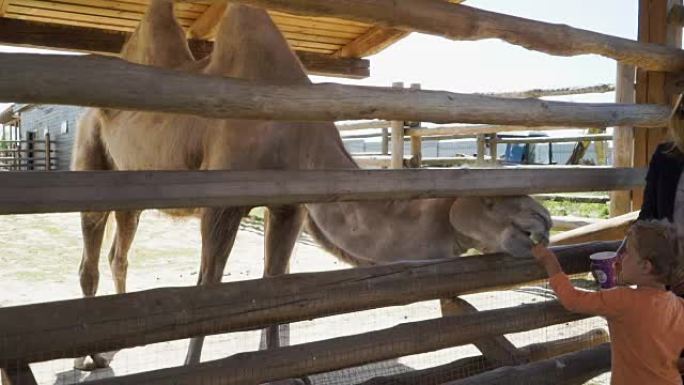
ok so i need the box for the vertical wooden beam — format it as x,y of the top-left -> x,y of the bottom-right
489,133 -> 498,165
1,365 -> 37,385
188,1 -> 228,39
611,63 -> 636,216
634,0 -> 683,208
0,1 -> 9,17
476,134 -> 486,166
409,83 -> 422,167
440,297 -> 524,366
390,82 -> 404,169
44,132 -> 51,171
381,128 -> 389,155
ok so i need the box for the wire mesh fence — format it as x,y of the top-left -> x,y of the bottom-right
1,211 -> 611,385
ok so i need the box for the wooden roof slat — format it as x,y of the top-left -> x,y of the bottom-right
277,24 -> 360,39
25,0 -> 204,18
282,31 -> 352,46
269,10 -> 370,28
286,38 -> 340,51
7,11 -> 134,31
269,14 -> 369,33
8,4 -> 194,28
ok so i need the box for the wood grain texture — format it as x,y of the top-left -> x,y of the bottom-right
0,53 -> 670,126
227,0 -> 684,72
0,242 -> 618,364
0,168 -> 645,215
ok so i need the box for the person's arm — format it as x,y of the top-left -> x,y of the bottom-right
531,245 -> 629,318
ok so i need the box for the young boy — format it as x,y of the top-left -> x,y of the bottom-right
531,220 -> 684,385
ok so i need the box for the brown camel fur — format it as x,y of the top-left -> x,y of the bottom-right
71,0 -> 551,370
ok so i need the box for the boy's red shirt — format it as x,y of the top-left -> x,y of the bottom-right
550,273 -> 684,385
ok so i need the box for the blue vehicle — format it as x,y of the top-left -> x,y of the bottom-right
499,133 -> 553,165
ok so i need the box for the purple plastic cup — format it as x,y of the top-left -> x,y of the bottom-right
590,251 -> 617,289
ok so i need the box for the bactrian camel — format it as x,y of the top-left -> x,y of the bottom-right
71,0 -> 551,370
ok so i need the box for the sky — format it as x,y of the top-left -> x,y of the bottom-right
0,0 -> 640,133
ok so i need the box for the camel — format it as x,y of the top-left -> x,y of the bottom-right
70,0 -> 552,371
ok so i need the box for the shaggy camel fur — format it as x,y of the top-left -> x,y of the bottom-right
71,0 -> 551,370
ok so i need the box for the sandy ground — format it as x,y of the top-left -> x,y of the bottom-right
0,211 -> 609,385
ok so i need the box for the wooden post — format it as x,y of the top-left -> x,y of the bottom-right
0,365 -> 37,385
44,132 -> 51,171
489,133 -> 498,165
390,81 -> 404,169
633,0 -> 683,208
440,297 -> 524,366
611,63 -> 636,216
25,131 -> 34,171
381,128 -> 389,155
476,134 -> 486,166
409,83 -> 422,168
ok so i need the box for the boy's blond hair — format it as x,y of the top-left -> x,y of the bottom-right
627,220 -> 684,286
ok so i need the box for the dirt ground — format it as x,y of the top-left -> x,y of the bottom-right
0,211 -> 609,385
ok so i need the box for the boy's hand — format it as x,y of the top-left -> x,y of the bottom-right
531,244 -> 563,277
531,244 -> 554,262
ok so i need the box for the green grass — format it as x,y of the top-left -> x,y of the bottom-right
542,200 -> 610,219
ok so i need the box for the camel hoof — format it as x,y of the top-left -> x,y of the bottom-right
73,353 -> 113,371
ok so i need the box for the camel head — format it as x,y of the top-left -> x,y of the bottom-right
449,196 -> 551,258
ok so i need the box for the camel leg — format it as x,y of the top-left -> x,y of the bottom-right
108,210 -> 141,294
79,210 -> 143,369
261,205 -> 306,350
73,210 -> 110,370
185,206 -> 246,365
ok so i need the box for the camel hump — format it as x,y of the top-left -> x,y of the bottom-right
207,3 -> 310,84
120,0 -> 194,68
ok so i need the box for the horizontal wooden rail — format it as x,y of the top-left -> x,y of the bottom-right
552,216 -> 600,231
406,125 -> 607,137
0,168 -> 645,214
85,301 -> 587,385
362,329 -> 609,385
445,343 -> 611,385
337,120 -> 391,131
228,0 -> 684,72
497,134 -> 612,144
0,54 -> 671,127
0,241 -> 617,363
484,84 -> 616,99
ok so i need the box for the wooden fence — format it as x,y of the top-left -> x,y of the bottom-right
0,135 -> 56,171
1,0 -> 680,382
0,241 -> 617,385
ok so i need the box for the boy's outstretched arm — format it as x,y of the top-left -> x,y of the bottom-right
530,244 -> 627,317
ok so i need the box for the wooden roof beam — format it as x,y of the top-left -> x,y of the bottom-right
188,1 -> 227,39
0,17 -> 369,78
228,0 -> 684,72
336,27 -> 408,58
334,0 -> 466,58
0,0 -> 8,17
